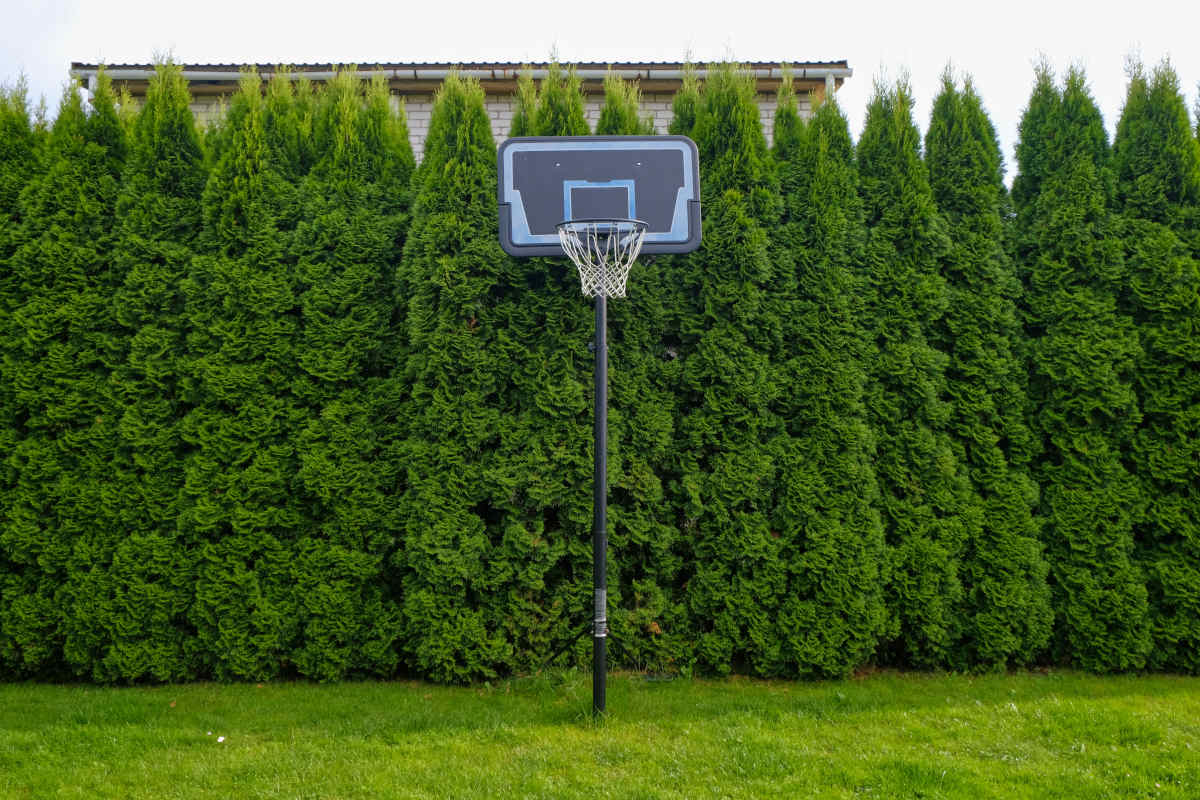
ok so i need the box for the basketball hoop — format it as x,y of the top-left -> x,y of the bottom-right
500,137 -> 701,717
556,218 -> 648,298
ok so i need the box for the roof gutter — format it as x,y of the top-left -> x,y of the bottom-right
73,65 -> 853,92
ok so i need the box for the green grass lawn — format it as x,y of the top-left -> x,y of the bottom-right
1,670 -> 1197,799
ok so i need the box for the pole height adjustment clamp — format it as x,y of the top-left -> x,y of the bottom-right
593,588 -> 607,638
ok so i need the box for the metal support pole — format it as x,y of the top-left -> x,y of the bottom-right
592,293 -> 608,717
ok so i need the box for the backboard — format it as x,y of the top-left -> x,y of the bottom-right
498,136 -> 701,257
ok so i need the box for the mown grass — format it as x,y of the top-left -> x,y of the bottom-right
1,670 -> 1197,798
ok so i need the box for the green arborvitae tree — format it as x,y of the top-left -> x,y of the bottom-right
769,84 -> 886,677
394,72 -> 522,682
509,66 -> 536,138
0,74 -> 126,677
595,71 -> 655,136
668,63 -> 701,137
260,71 -> 315,237
289,69 -> 413,680
610,63 -> 712,672
582,69 -> 686,671
0,79 -> 42,677
925,72 -> 1052,668
361,74 -> 416,221
646,68 -> 708,664
0,79 -> 44,529
486,61 -> 600,673
1112,60 -> 1200,673
857,78 -> 980,669
1013,65 -> 1149,672
180,71 -> 306,680
359,73 -> 416,367
78,61 -> 207,682
665,63 -> 787,676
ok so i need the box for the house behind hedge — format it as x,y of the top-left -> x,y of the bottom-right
68,60 -> 852,154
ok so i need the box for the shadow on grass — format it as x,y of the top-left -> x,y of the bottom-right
599,669 -> 1200,725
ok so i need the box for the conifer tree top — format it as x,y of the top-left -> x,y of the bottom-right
595,71 -> 654,136
125,61 -> 204,197
532,62 -> 589,137
88,68 -> 126,165
858,78 -> 939,230
772,66 -> 803,161
47,82 -> 87,153
807,94 -> 855,164
508,66 -> 537,138
692,63 -> 776,216
926,70 -> 1005,223
1058,66 -> 1110,171
668,63 -> 701,138
1012,62 -> 1059,212
0,77 -> 37,214
414,71 -> 495,209
1113,59 -> 1200,222
200,71 -> 277,256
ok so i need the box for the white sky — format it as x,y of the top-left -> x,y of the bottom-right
3,0 -> 1199,182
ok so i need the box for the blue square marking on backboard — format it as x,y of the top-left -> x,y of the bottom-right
563,180 -> 636,221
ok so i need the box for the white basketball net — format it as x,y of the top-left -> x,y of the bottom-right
557,219 -> 648,298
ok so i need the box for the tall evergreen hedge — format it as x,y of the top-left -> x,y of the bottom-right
1013,66 -> 1149,672
769,81 -> 886,677
263,71 -> 316,184
1112,60 -> 1200,673
0,78 -> 41,258
924,73 -> 1051,668
532,63 -> 589,137
1,75 -> 125,677
2,60 -> 1198,683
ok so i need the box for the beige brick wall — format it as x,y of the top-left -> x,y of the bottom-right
192,91 -> 816,159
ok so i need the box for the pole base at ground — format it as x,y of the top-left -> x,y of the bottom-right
593,635 -> 606,715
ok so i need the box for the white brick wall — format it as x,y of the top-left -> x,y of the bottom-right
190,100 -> 226,129
480,91 -> 812,154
